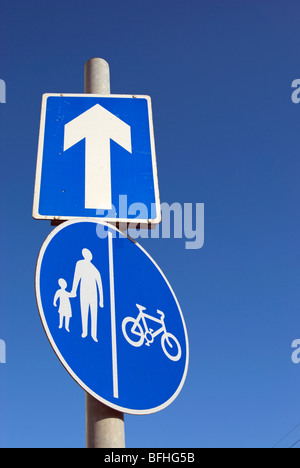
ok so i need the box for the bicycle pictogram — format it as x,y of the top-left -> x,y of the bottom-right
122,304 -> 182,362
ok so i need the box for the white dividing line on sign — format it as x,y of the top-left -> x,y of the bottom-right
108,231 -> 119,399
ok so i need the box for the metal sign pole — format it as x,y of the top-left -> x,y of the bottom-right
84,57 -> 125,449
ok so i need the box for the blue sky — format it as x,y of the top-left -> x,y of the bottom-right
0,0 -> 300,448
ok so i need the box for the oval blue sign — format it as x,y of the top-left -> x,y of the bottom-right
35,220 -> 189,415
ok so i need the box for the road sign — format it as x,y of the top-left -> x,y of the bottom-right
33,94 -> 161,224
35,220 -> 189,414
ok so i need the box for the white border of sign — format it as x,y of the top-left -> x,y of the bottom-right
35,220 -> 189,415
32,94 -> 161,225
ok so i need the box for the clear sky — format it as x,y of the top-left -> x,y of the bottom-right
0,0 -> 300,448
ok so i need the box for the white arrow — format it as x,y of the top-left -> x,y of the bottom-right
64,104 -> 132,210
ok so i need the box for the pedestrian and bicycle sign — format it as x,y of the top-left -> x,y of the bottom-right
33,94 -> 160,224
35,220 -> 189,414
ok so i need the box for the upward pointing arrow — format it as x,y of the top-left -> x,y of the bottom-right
64,104 -> 132,210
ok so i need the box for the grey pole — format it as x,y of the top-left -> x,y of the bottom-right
84,57 -> 125,449
85,393 -> 125,448
85,57 -> 110,94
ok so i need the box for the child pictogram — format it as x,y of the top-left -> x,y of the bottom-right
53,279 -> 72,332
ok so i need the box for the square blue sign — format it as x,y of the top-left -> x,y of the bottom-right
33,94 -> 161,224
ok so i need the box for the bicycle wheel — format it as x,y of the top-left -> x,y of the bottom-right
122,317 -> 144,347
161,332 -> 182,362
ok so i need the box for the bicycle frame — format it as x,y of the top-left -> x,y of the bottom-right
132,308 -> 167,343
